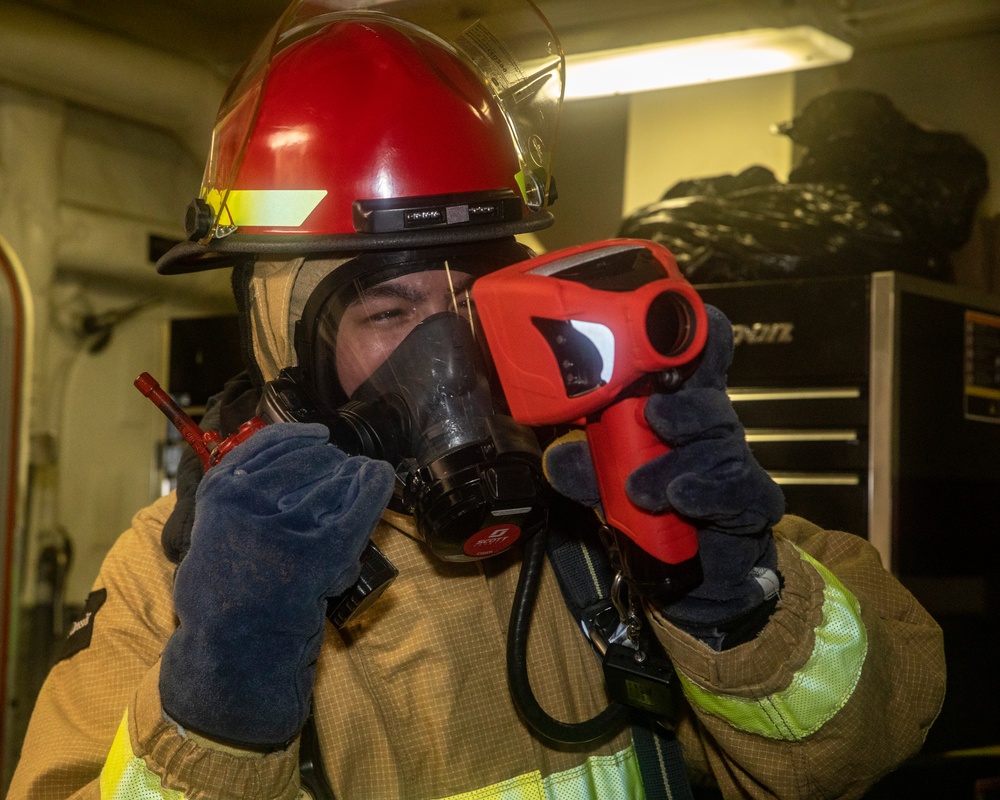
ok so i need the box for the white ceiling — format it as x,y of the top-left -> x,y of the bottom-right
12,0 -> 1000,82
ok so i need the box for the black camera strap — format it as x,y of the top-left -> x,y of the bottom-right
545,504 -> 694,800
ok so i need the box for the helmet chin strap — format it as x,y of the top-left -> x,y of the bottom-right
231,258 -> 266,391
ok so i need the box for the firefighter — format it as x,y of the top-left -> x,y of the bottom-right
9,3 -> 944,798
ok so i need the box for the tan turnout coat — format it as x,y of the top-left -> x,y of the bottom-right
9,494 -> 944,800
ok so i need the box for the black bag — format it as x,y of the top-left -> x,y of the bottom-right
619,90 -> 989,284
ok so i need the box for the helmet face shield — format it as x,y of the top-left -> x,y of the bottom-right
296,240 -> 529,411
160,0 -> 564,273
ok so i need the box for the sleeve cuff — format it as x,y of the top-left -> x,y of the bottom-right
649,535 -> 870,742
126,660 -> 302,800
648,534 -> 826,695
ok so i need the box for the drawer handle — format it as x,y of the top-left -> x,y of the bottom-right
729,387 -> 861,401
768,472 -> 861,486
745,429 -> 859,443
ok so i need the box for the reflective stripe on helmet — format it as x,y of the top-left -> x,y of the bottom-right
100,711 -> 185,799
677,546 -> 868,741
206,188 -> 328,230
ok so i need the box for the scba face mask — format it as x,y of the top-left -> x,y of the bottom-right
259,242 -> 548,562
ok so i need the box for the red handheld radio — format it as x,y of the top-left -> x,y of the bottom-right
472,239 -> 707,574
133,374 -> 397,628
134,373 -> 266,469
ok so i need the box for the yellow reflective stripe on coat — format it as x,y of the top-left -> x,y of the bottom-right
438,745 -> 644,800
101,711 -> 185,800
678,547 -> 868,741
97,710 -> 641,800
205,188 -> 327,228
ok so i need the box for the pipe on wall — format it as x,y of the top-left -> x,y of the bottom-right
55,205 -> 234,311
0,2 -> 225,162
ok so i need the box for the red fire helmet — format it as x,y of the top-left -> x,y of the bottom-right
158,0 -> 565,273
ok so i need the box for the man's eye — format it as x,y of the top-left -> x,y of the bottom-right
365,305 -> 409,324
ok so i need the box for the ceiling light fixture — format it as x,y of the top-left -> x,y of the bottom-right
563,25 -> 853,100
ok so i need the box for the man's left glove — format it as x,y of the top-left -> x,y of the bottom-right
545,306 -> 785,650
159,423 -> 395,750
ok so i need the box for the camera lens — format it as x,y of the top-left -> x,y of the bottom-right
646,292 -> 697,356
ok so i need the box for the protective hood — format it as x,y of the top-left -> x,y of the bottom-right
243,255 -> 353,385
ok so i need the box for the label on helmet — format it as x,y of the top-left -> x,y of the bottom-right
464,523 -> 521,558
454,22 -> 526,92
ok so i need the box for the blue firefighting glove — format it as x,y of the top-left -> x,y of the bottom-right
159,423 -> 395,750
544,305 -> 785,650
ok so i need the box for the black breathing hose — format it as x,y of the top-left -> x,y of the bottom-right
506,526 -> 630,747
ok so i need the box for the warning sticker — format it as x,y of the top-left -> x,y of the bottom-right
964,310 -> 1000,423
454,21 -> 526,93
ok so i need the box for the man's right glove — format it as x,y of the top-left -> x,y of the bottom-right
159,422 -> 395,750
544,305 -> 786,650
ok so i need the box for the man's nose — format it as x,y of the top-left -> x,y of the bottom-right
431,293 -> 462,317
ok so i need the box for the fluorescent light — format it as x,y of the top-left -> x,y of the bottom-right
563,26 -> 853,100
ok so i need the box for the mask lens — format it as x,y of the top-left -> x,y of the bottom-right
297,240 -> 529,412
332,267 -> 475,398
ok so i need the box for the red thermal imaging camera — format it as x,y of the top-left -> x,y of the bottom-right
473,239 -> 708,573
